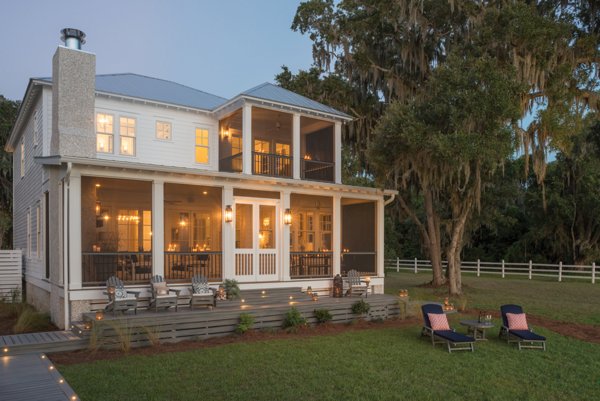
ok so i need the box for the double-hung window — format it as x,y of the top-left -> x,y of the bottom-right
156,121 -> 171,140
195,128 -> 209,164
96,113 -> 113,153
120,117 -> 136,156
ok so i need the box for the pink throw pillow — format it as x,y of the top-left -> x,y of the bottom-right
506,312 -> 529,330
427,313 -> 450,331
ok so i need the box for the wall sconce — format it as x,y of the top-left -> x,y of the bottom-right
224,205 -> 233,223
284,208 -> 292,225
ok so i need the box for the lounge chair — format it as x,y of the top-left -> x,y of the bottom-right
190,275 -> 216,309
150,275 -> 181,312
421,303 -> 475,353
499,304 -> 546,350
344,269 -> 368,297
104,276 -> 140,316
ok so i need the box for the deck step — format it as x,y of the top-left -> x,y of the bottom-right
0,331 -> 88,356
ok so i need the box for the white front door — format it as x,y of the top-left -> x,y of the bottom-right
233,198 -> 279,282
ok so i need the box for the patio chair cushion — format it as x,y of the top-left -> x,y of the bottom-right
506,313 -> 529,330
115,288 -> 129,299
434,330 -> 475,343
154,282 -> 169,296
192,282 -> 211,295
428,313 -> 450,331
509,329 -> 546,341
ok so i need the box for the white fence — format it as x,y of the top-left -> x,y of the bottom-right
0,250 -> 23,301
385,258 -> 597,284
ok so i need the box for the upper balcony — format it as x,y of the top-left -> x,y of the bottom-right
218,105 -> 337,183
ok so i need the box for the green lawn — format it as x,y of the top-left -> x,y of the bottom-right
385,271 -> 600,325
59,274 -> 600,400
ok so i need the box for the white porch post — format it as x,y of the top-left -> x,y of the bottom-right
242,104 -> 253,175
68,172 -> 82,289
333,194 -> 342,276
222,185 -> 234,281
152,180 -> 165,277
292,113 -> 301,179
334,121 -> 342,184
282,190 -> 291,281
376,197 -> 385,279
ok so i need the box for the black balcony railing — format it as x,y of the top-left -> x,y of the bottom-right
253,152 -> 292,178
165,252 -> 222,282
220,152 -> 243,173
290,252 -> 333,279
82,252 -> 152,286
301,159 -> 334,182
341,252 -> 376,275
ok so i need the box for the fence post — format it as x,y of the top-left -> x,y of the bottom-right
501,260 -> 505,278
396,257 -> 400,273
414,258 -> 418,274
477,259 -> 480,277
528,260 -> 532,280
592,262 -> 596,284
558,261 -> 562,282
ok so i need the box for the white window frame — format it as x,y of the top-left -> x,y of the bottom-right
119,116 -> 136,156
195,127 -> 210,165
156,121 -> 172,141
26,209 -> 31,258
96,113 -> 114,153
36,205 -> 41,258
20,140 -> 25,178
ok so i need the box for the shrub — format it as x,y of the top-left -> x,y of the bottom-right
236,313 -> 255,334
223,279 -> 240,300
351,299 -> 371,315
141,325 -> 161,346
313,308 -> 332,324
283,307 -> 307,330
13,307 -> 51,333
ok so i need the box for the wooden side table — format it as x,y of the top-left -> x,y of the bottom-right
460,320 -> 494,341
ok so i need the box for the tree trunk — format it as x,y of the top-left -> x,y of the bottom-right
446,192 -> 474,295
424,188 -> 445,286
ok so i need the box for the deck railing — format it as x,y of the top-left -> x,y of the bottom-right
341,252 -> 377,276
385,258 -> 598,283
82,252 -> 152,286
219,152 -> 243,173
165,252 -> 222,282
290,252 -> 333,279
301,159 -> 334,182
253,152 -> 292,178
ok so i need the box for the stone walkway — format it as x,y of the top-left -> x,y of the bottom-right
0,353 -> 78,401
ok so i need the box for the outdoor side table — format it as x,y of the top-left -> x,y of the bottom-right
459,320 -> 494,341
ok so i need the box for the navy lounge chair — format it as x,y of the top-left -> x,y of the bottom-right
499,304 -> 546,351
421,304 -> 475,353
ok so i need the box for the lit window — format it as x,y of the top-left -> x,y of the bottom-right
119,117 -> 136,156
96,113 -> 113,153
156,121 -> 172,140
254,139 -> 270,153
276,143 -> 290,156
20,141 -> 25,177
195,128 -> 209,164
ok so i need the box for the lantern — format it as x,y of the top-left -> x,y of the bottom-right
312,292 -> 319,301
284,208 -> 292,225
306,286 -> 313,295
333,274 -> 343,298
224,205 -> 233,223
95,310 -> 104,321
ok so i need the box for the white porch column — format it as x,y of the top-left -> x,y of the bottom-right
242,104 -> 253,175
292,113 -> 301,179
282,190 -> 291,281
377,197 -> 385,279
152,180 -> 164,277
68,172 -> 82,289
222,185 -> 235,281
332,194 -> 342,276
334,121 -> 342,184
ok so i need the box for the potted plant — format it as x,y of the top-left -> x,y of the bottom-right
223,279 -> 240,300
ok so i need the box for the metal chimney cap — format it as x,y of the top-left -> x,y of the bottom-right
60,28 -> 86,45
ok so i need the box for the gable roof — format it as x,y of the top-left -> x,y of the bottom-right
38,73 -> 228,111
238,82 -> 351,119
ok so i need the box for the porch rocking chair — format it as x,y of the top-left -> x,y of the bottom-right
104,276 -> 140,316
190,275 -> 216,309
344,269 -> 368,297
149,275 -> 181,312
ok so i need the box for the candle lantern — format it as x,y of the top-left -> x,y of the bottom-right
216,286 -> 226,301
333,274 -> 344,298
443,297 -> 454,311
312,292 -> 319,301
306,286 -> 313,296
398,289 -> 409,298
95,310 -> 104,321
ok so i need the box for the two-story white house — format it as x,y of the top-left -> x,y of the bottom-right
5,29 -> 395,328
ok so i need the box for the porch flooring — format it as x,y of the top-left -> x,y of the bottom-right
0,353 -> 79,401
0,330 -> 87,356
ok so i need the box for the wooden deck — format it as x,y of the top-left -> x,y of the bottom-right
0,353 -> 79,401
0,331 -> 87,356
78,288 -> 402,348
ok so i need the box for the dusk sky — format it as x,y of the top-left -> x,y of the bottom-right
0,0 -> 314,101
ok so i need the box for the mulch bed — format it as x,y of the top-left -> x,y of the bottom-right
49,317 -> 420,366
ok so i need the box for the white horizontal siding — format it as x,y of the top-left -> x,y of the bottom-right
94,97 -> 219,171
0,250 -> 23,301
